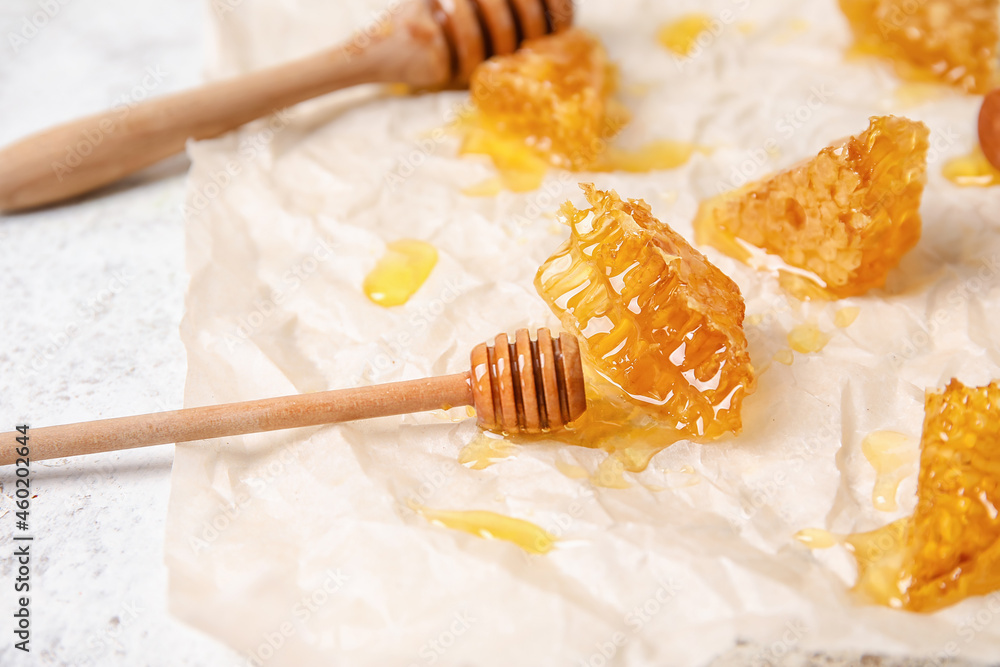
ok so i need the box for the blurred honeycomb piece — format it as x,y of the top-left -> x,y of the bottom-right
839,0 -> 999,93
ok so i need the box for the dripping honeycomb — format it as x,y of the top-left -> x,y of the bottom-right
839,0 -> 999,94
849,380 -> 1000,612
464,28 -> 627,172
694,115 -> 929,298
535,184 -> 755,440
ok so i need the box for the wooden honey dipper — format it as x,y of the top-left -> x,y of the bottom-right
0,329 -> 585,466
0,0 -> 573,212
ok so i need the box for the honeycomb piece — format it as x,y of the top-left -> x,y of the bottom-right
839,0 -> 999,93
694,116 -> 929,299
535,184 -> 755,440
464,28 -> 627,172
849,380 -> 1000,612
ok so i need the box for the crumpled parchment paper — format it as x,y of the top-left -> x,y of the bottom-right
165,0 -> 1000,664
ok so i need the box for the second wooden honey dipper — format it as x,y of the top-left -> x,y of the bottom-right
0,329 -> 585,466
0,0 -> 573,212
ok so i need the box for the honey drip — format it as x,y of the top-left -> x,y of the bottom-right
460,29 -> 699,195
773,349 -> 795,365
794,528 -> 840,549
861,431 -> 917,512
657,14 -> 713,56
787,323 -> 830,354
694,116 -> 929,299
834,306 -> 860,328
555,460 -> 589,479
362,240 -> 438,307
844,381 -> 1000,611
943,147 -> 1000,187
414,505 -> 557,554
459,432 -> 517,470
839,0 -> 999,94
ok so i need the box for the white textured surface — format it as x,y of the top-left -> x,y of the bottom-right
0,1 -> 240,665
1,0 -> 998,665
168,2 -> 1000,667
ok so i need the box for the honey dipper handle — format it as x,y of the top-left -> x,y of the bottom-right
0,372 -> 472,465
0,0 -> 451,212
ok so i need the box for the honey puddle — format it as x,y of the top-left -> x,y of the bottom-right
555,460 -> 589,479
834,306 -> 860,328
362,240 -> 438,307
787,323 -> 830,353
794,527 -> 840,549
773,349 -> 794,365
657,14 -> 713,56
458,432 -> 517,470
795,520 -> 912,608
413,504 -> 557,554
943,147 -> 1000,187
861,431 -> 917,512
461,134 -> 704,197
893,81 -> 946,107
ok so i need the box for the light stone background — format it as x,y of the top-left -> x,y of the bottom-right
0,1 -> 993,666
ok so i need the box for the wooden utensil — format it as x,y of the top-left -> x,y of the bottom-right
0,329 -> 586,465
980,88 -> 1000,171
0,0 -> 573,212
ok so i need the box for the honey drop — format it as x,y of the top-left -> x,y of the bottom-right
942,147 -> 1000,187
414,505 -> 558,555
458,432 -> 517,470
787,323 -> 830,354
794,528 -> 840,549
834,306 -> 860,328
657,14 -> 714,56
861,431 -> 917,512
363,240 -> 437,307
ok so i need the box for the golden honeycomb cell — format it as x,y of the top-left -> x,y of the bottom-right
535,184 -> 755,440
839,0 -> 999,93
848,380 -> 1000,612
464,28 -> 626,172
694,115 -> 929,299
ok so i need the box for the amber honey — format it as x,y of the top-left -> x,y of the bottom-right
414,504 -> 558,554
460,29 -> 701,195
694,116 -> 929,299
839,0 -> 999,94
801,381 -> 1000,612
657,14 -> 714,56
535,184 -> 755,446
363,240 -> 438,307
943,147 -> 1000,187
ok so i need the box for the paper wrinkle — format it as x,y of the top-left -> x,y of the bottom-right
167,0 -> 1000,664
